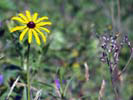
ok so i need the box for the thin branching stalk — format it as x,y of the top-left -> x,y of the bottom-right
119,51 -> 133,76
106,57 -> 120,100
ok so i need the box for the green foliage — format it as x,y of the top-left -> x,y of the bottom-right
0,0 -> 132,100
0,0 -> 16,10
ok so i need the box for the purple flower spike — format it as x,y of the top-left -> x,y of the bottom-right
0,21 -> 2,27
54,79 -> 60,89
0,74 -> 4,85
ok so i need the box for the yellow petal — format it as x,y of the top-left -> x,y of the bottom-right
39,27 -> 50,33
35,28 -> 47,43
35,16 -> 48,23
32,29 -> 41,45
28,29 -> 32,44
36,22 -> 52,27
32,13 -> 38,22
10,26 -> 26,32
18,13 -> 28,23
11,16 -> 27,24
26,10 -> 31,21
19,28 -> 29,41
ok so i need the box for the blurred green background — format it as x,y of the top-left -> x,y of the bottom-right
0,0 -> 133,100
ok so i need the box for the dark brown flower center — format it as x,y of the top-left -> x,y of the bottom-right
27,22 -> 35,28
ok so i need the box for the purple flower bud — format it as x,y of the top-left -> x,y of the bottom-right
114,44 -> 119,52
111,44 -> 116,50
107,37 -> 110,41
113,52 -> 119,63
101,43 -> 107,49
124,35 -> 128,43
115,48 -> 119,53
110,36 -> 115,41
127,42 -> 131,48
113,36 -> 117,40
100,57 -> 106,62
54,79 -> 60,89
111,39 -> 114,43
0,74 -> 4,85
102,52 -> 107,57
102,36 -> 107,41
100,52 -> 107,62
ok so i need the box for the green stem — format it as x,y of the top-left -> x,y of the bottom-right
27,44 -> 30,100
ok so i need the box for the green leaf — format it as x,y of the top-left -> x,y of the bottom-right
63,75 -> 74,97
22,86 -> 27,100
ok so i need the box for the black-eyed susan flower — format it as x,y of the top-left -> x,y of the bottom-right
10,10 -> 52,45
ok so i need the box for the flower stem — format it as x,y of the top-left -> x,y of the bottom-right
106,57 -> 119,100
27,44 -> 30,100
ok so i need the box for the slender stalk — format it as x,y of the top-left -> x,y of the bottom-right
117,0 -> 121,32
27,44 -> 30,100
21,54 -> 24,68
111,0 -> 114,31
106,57 -> 119,100
119,51 -> 133,76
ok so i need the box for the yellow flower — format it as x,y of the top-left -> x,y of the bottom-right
72,49 -> 79,57
72,62 -> 80,68
10,10 -> 52,45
